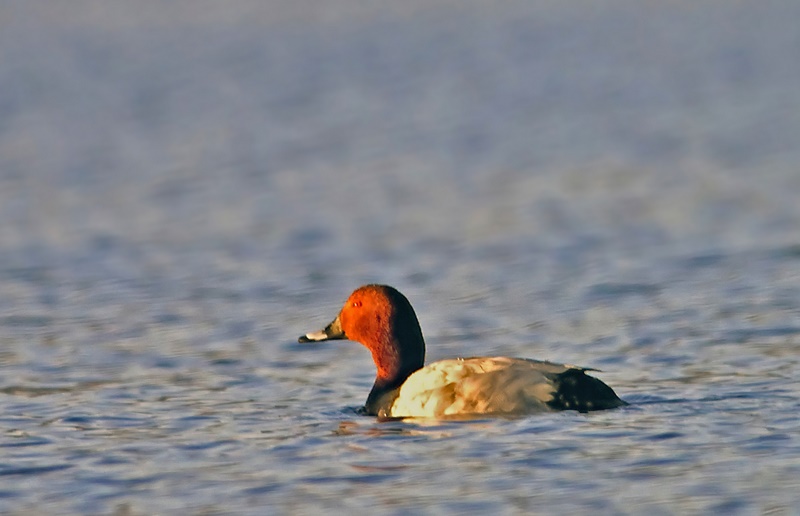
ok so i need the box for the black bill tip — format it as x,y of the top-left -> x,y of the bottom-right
298,331 -> 328,343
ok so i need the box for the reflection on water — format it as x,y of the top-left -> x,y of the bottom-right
2,0 -> 800,514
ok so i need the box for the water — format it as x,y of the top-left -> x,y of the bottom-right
1,1 -> 800,513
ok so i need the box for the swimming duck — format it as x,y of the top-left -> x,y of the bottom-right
299,284 -> 626,418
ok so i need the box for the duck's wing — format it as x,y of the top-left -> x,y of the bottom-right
388,357 -> 576,418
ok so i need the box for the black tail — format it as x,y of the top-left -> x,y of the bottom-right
547,369 -> 627,412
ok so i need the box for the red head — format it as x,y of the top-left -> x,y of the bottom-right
299,285 -> 426,385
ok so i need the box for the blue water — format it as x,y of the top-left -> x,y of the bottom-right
2,1 -> 800,513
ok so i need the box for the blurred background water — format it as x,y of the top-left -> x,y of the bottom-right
1,1 -> 800,514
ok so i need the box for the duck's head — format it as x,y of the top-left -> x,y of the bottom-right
299,284 -> 426,385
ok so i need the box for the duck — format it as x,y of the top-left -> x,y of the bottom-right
299,284 -> 626,418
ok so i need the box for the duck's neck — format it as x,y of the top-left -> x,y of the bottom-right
363,327 -> 425,416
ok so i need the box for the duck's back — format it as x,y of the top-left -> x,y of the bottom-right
386,357 -> 624,418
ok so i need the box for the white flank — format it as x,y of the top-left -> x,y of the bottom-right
388,357 -> 569,418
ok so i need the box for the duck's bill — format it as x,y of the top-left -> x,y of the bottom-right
298,315 -> 346,343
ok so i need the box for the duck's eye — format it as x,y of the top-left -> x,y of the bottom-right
352,301 -> 362,308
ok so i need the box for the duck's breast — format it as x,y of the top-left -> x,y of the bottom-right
388,357 -> 574,417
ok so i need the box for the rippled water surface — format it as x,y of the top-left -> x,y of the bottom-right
2,1 -> 800,514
